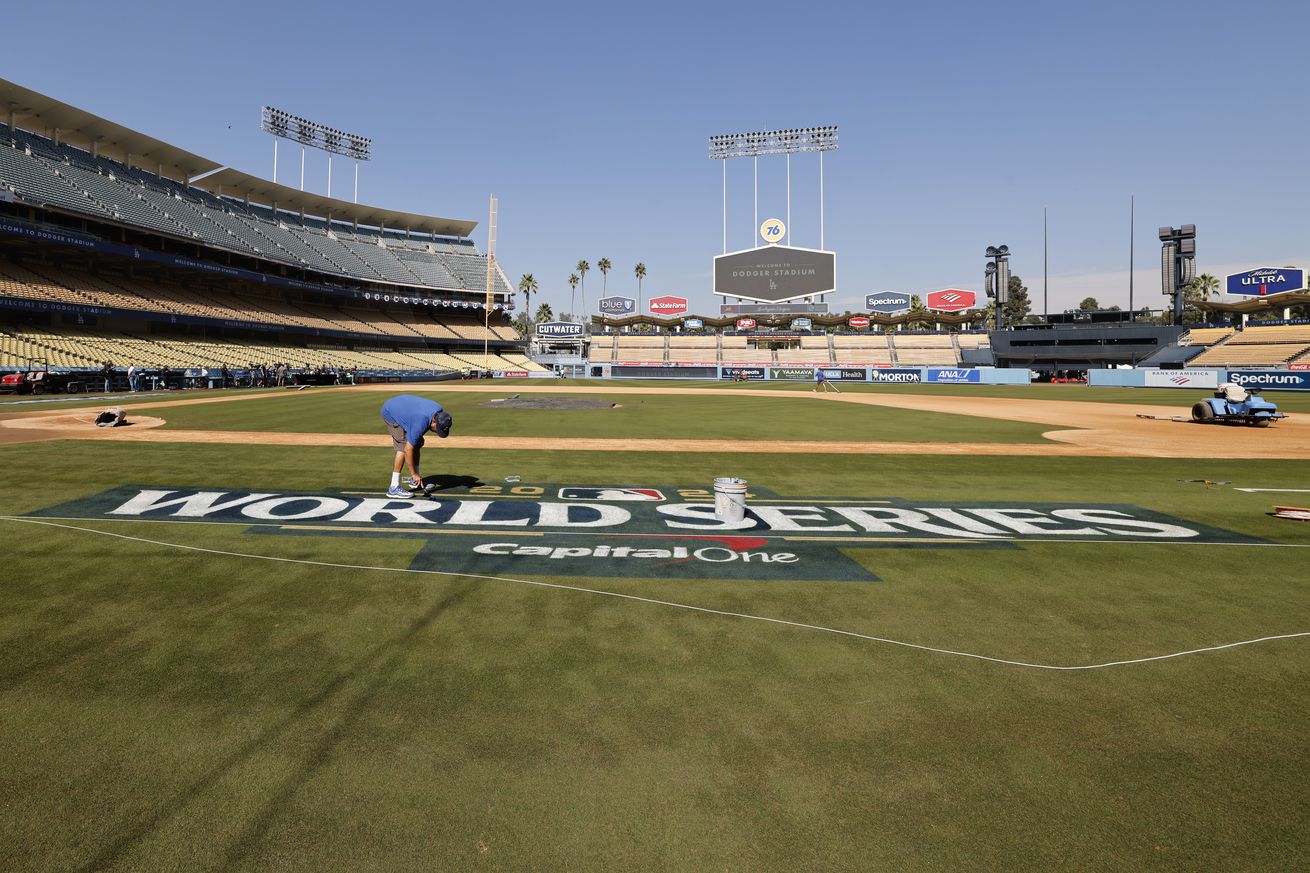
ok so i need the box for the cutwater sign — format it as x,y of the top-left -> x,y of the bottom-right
1225,268 -> 1304,297
598,296 -> 636,315
25,484 -> 1258,584
535,321 -> 584,338
1227,370 -> 1310,391
865,292 -> 911,314
683,317 -> 704,329
791,317 -> 813,330
927,368 -> 981,383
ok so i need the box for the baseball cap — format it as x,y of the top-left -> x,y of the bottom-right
434,410 -> 453,438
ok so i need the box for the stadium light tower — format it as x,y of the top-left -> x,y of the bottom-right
261,106 -> 372,202
985,245 -> 1010,330
708,126 -> 837,252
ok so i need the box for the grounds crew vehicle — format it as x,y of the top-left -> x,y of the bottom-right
0,361 -> 86,396
1191,382 -> 1286,427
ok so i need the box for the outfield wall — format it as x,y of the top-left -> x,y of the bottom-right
593,365 -> 1032,384
1089,368 -> 1310,390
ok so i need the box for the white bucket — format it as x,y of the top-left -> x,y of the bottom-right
713,477 -> 749,523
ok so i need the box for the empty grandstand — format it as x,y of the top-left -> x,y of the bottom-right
592,330 -> 985,369
0,78 -> 540,379
1188,324 -> 1310,368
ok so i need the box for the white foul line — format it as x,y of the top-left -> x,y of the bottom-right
1236,488 -> 1310,493
1,516 -> 1306,672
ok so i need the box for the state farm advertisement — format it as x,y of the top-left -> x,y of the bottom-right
648,295 -> 688,316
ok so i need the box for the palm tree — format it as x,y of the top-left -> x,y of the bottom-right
568,273 -> 579,318
518,273 -> 538,325
597,258 -> 611,299
535,302 -> 553,323
1187,273 -> 1220,303
576,260 -> 589,316
634,262 -> 646,312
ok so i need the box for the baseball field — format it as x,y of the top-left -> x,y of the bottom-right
2,379 -> 1308,872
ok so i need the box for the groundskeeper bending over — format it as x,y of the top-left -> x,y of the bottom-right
380,394 -> 453,497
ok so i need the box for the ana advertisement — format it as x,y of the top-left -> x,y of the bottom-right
1143,369 -> 1220,389
926,289 -> 977,312
598,296 -> 636,315
535,321 -> 584,339
713,245 -> 836,302
869,368 -> 922,383
926,368 -> 981,383
791,317 -> 813,330
1225,268 -> 1305,297
683,317 -> 704,329
1227,370 -> 1310,391
648,295 -> 688,316
865,292 -> 911,314
848,316 -> 871,329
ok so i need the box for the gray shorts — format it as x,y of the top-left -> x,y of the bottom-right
387,422 -> 408,452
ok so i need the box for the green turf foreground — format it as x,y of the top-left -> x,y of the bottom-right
1,441 -> 1308,872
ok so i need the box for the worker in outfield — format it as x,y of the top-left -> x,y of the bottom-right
380,394 -> 453,498
814,368 -> 839,393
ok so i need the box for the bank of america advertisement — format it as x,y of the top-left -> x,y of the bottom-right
713,245 -> 836,303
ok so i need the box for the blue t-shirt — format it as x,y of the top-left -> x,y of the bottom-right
381,395 -> 444,446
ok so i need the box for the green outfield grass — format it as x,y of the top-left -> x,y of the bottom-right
2,434 -> 1309,872
150,390 -> 1063,443
9,378 -> 1310,416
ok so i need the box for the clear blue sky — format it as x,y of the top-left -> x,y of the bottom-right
6,0 -> 1308,316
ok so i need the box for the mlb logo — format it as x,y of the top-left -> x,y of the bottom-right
558,487 -> 666,502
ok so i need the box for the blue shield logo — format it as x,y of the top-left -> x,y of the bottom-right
599,296 -> 636,315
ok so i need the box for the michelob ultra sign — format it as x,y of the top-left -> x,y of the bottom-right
1225,267 -> 1304,297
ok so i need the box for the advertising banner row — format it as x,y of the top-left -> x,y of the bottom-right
715,367 -> 1018,383
1092,368 -> 1310,391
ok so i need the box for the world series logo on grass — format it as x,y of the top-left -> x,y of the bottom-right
28,483 -> 1260,583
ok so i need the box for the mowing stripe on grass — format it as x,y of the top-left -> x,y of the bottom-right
4,515 -> 1307,672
